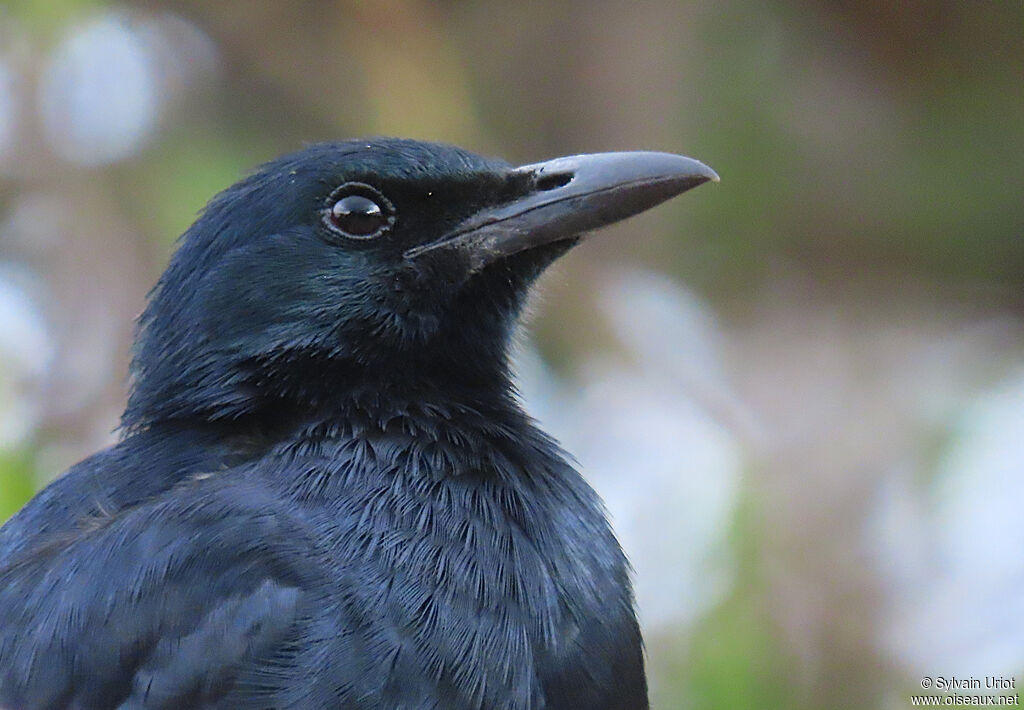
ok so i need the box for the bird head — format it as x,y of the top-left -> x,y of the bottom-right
123,138 -> 717,428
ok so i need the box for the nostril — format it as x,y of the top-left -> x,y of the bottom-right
535,172 -> 574,191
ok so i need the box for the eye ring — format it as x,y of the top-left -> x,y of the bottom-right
322,182 -> 396,240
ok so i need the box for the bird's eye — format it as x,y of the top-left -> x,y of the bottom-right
323,183 -> 395,240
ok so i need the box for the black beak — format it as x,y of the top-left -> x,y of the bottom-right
405,151 -> 719,272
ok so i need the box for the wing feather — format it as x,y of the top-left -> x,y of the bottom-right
0,479 -> 315,709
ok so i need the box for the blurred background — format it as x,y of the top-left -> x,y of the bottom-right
0,1 -> 1022,707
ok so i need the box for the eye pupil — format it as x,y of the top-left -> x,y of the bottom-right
332,195 -> 383,236
324,184 -> 394,239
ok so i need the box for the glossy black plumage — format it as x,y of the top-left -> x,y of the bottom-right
0,138 -> 716,709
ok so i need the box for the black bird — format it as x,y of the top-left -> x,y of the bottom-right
0,138 -> 717,709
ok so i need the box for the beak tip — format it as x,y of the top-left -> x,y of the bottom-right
692,159 -> 720,184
